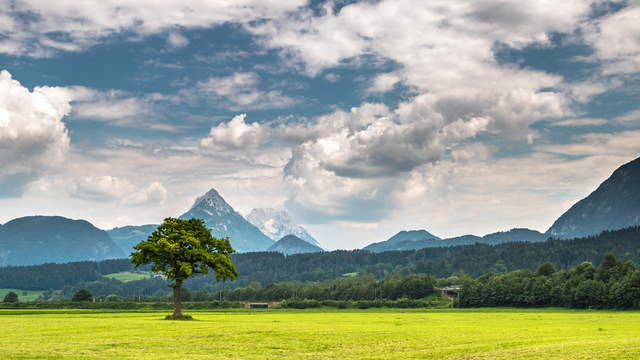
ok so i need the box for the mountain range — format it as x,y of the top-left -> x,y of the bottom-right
364,228 -> 547,252
1,155 -> 639,265
246,208 -> 321,247
178,188 -> 274,252
0,216 -> 124,266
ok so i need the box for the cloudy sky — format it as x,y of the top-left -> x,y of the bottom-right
1,0 -> 640,249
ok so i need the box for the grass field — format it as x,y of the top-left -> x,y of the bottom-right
103,271 -> 154,282
0,288 -> 44,302
1,308 -> 639,359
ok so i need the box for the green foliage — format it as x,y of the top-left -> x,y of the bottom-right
536,262 -> 556,276
459,254 -> 640,309
130,217 -> 237,318
2,291 -> 18,303
131,218 -> 237,286
4,226 -> 640,298
207,273 -> 437,302
72,289 -> 93,302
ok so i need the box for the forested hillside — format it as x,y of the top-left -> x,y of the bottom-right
2,227 -> 639,298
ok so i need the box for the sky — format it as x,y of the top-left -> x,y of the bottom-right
1,0 -> 640,250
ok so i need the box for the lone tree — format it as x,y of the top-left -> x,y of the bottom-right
131,217 -> 237,320
3,291 -> 18,303
72,289 -> 93,302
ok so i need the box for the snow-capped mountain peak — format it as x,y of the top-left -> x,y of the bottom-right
189,188 -> 232,214
246,208 -> 321,248
180,188 -> 273,252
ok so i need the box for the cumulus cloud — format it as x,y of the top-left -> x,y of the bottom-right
584,4 -> 640,75
0,70 -> 71,197
202,101 -> 492,222
71,175 -> 167,206
196,72 -> 297,110
227,0 -> 608,223
200,114 -> 267,151
0,0 -> 305,56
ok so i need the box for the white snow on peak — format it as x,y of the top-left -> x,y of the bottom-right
246,208 -> 321,247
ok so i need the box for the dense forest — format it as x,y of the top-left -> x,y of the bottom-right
459,254 -> 640,309
1,226 -> 639,300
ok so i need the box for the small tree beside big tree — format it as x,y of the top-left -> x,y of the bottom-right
131,217 -> 237,320
3,291 -> 18,303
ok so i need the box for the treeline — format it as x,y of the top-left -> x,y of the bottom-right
197,274 -> 437,302
459,254 -> 640,309
2,226 -> 639,296
0,259 -> 138,290
46,273 -> 438,302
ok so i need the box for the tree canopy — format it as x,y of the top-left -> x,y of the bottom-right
131,217 -> 237,319
2,291 -> 18,303
72,289 -> 93,302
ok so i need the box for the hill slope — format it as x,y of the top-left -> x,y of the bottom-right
547,156 -> 640,238
107,224 -> 158,255
363,230 -> 441,252
267,235 -> 324,255
179,188 -> 273,252
364,228 -> 546,252
0,216 -> 125,266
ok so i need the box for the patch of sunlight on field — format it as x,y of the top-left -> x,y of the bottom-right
0,308 -> 639,359
103,271 -> 154,282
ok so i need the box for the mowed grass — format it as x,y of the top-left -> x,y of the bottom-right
1,308 -> 639,359
103,271 -> 154,282
0,288 -> 44,302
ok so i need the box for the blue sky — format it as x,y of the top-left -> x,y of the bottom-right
1,0 -> 639,249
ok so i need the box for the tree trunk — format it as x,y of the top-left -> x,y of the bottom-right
172,281 -> 183,319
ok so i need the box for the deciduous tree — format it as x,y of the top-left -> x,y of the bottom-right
131,217 -> 237,320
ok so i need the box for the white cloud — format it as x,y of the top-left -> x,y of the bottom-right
167,32 -> 189,48
369,72 -> 401,93
0,0 -> 306,56
123,182 -> 168,206
200,114 -> 267,151
584,4 -> 640,75
538,130 -> 640,157
72,97 -> 151,121
0,70 -> 71,197
615,109 -> 640,123
71,176 -> 138,201
196,72 -> 297,110
553,117 -> 608,127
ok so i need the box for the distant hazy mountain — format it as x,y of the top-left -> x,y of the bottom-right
363,228 -> 547,252
547,156 -> 640,239
267,235 -> 324,255
0,216 -> 125,266
107,224 -> 158,255
363,230 -> 441,252
179,188 -> 274,252
246,208 -> 321,247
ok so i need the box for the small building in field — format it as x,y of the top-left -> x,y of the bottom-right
439,286 -> 461,300
240,301 -> 281,309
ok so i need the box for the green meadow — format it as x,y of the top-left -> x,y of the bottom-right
103,271 -> 154,282
1,308 -> 639,359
